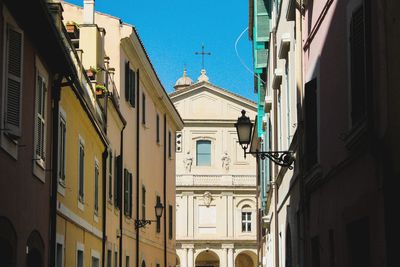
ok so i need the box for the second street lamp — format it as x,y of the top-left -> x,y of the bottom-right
135,201 -> 164,229
234,110 -> 295,169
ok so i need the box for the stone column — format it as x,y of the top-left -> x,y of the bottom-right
227,247 -> 234,267
181,248 -> 187,267
188,247 -> 194,267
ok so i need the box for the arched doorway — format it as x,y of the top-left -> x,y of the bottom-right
235,251 -> 257,267
26,230 -> 44,267
195,250 -> 219,267
0,217 -> 17,267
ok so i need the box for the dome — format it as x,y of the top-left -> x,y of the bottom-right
197,69 -> 209,82
174,69 -> 193,90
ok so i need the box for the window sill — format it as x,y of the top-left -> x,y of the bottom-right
33,159 -> 46,183
1,132 -> 18,160
78,199 -> 85,211
58,181 -> 66,196
343,119 -> 368,151
94,213 -> 99,223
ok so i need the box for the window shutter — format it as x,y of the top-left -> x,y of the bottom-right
124,169 -> 128,215
79,144 -> 85,200
125,61 -> 130,101
116,156 -> 122,209
129,70 -> 136,107
305,78 -> 318,170
4,25 -> 23,138
142,93 -> 146,124
129,173 -> 133,217
35,76 -> 46,161
350,5 -> 366,126
114,156 -> 119,206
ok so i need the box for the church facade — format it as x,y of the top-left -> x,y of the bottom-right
170,70 -> 258,267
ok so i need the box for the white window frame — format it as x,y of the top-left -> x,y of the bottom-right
32,56 -> 49,182
56,234 -> 64,267
58,107 -> 67,195
1,8 -> 24,159
241,210 -> 252,233
76,242 -> 84,267
91,249 -> 101,267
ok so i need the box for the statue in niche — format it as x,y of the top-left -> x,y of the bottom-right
221,151 -> 231,171
183,150 -> 193,173
203,192 -> 212,207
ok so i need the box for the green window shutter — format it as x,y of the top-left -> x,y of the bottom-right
115,155 -> 122,209
124,169 -> 128,215
79,143 -> 85,201
94,163 -> 99,213
125,61 -> 130,102
130,69 -> 136,107
129,173 -> 133,217
5,25 -> 23,138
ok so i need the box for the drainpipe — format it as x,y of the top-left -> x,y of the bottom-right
135,70 -> 141,267
120,124 -> 125,267
50,74 -> 63,267
163,114 -> 167,267
102,148 -> 108,267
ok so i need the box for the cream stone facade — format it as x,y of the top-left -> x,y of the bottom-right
170,72 -> 258,267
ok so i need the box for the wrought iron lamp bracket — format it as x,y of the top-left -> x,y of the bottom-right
245,150 -> 294,169
135,219 -> 156,229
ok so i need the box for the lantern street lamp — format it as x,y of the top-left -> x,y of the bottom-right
135,201 -> 164,229
234,110 -> 294,169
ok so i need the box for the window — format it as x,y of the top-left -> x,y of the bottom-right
241,211 -> 252,232
142,93 -> 146,124
156,196 -> 161,233
311,236 -> 321,267
94,161 -> 99,215
124,169 -> 132,217
142,186 -> 146,219
329,229 -> 335,267
196,140 -> 211,166
114,155 -> 122,209
168,131 -> 172,158
56,243 -> 63,267
2,23 -> 23,139
125,61 -> 136,107
350,4 -> 367,127
107,249 -> 111,267
78,140 -> 85,203
108,152 -> 113,202
346,217 -> 370,267
304,78 -> 318,170
156,114 -> 160,143
58,114 -> 66,185
126,256 -> 130,267
168,205 -> 173,239
77,250 -> 83,267
114,251 -> 118,267
35,74 -> 47,165
91,256 -> 100,267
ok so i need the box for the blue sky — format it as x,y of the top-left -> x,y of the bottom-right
66,0 -> 256,101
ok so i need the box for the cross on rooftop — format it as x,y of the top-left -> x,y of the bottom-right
194,44 -> 211,70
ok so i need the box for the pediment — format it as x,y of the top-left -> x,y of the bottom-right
170,83 -> 256,121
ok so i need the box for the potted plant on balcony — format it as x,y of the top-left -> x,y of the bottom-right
95,84 -> 107,97
86,66 -> 99,81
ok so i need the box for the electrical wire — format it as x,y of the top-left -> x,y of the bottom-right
234,26 -> 266,85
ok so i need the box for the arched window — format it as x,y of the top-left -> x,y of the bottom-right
196,140 -> 211,166
141,260 -> 146,267
241,205 -> 252,232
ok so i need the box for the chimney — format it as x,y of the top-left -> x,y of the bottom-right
83,0 -> 95,24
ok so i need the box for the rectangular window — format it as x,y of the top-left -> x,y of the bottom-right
58,115 -> 66,184
311,236 -> 321,267
156,114 -> 160,143
124,61 -> 136,107
114,155 -> 122,209
78,140 -> 85,203
91,256 -> 100,267
35,75 -> 47,163
124,169 -> 132,217
156,196 -> 161,233
169,205 -> 173,239
304,78 -> 318,170
114,251 -> 118,267
168,131 -> 172,158
77,250 -> 83,267
350,5 -> 367,127
142,186 -> 146,219
142,93 -> 146,124
108,152 -> 113,202
107,250 -> 112,267
329,229 -> 335,267
94,161 -> 99,215
56,243 -> 63,267
126,256 -> 130,267
241,212 -> 252,232
3,23 -> 23,138
346,217 -> 370,267
196,140 -> 211,166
